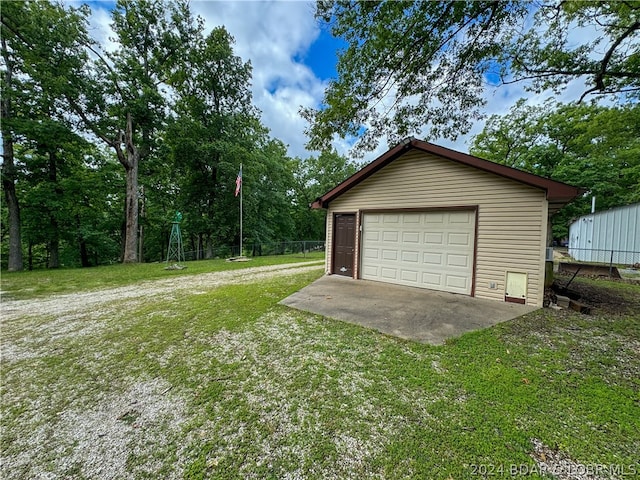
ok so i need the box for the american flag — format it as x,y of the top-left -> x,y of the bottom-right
235,165 -> 242,197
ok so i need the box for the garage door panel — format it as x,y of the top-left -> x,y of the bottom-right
403,231 -> 420,243
365,230 -> 380,241
423,252 -> 443,265
381,267 -> 398,280
403,214 -> 421,224
424,233 -> 444,245
383,231 -> 398,242
448,233 -> 472,246
402,250 -> 419,263
382,249 -> 398,260
363,247 -> 380,260
362,265 -> 379,277
362,211 -> 475,295
425,213 -> 444,224
422,272 -> 442,287
401,270 -> 419,282
446,275 -> 469,290
449,211 -> 474,224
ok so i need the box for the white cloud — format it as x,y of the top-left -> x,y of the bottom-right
83,0 -> 326,160
85,5 -> 117,53
81,1 -> 616,167
189,0 -> 325,159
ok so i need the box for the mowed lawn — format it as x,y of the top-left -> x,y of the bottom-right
1,257 -> 638,479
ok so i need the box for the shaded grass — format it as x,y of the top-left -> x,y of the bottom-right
2,269 -> 638,479
0,252 -> 324,300
438,314 -> 638,473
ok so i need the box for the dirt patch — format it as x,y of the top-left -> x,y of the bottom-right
552,274 -> 640,316
0,262 -> 326,479
1,262 -> 325,367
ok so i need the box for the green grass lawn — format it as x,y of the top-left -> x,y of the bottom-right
1,261 -> 638,479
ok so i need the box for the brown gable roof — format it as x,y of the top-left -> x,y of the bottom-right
311,138 -> 585,213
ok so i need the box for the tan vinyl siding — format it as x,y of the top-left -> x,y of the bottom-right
325,151 -> 548,307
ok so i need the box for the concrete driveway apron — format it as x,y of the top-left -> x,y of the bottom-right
280,275 -> 537,345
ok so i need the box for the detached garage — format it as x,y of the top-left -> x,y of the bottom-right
312,139 -> 583,307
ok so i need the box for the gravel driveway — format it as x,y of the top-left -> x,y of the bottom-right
2,261 -> 325,323
1,261 -> 325,480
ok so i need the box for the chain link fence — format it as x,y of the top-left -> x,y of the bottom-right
566,247 -> 640,266
182,240 -> 325,261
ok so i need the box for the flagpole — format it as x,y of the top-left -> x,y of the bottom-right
239,163 -> 243,257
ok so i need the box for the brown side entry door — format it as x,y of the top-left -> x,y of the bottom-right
332,213 -> 355,277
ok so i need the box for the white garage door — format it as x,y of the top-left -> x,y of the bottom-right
361,211 -> 475,294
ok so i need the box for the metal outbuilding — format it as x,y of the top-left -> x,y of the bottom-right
568,202 -> 640,265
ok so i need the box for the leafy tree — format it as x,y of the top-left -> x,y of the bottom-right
1,22 -> 22,271
69,0 -> 196,263
292,150 -> 361,240
16,124 -> 89,268
61,151 -> 123,267
167,26 -> 281,257
2,0 -> 329,269
19,143 -> 122,268
304,0 -> 640,153
137,141 -> 178,262
511,1 -> 640,100
1,0 -> 92,270
243,139 -> 297,250
471,101 -> 640,238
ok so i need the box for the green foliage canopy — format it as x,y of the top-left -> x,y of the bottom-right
291,149 -> 361,240
304,0 -> 640,154
1,0 -> 338,268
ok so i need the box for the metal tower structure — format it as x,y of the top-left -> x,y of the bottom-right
166,211 -> 185,266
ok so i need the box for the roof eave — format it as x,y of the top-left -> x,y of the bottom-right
310,138 -> 584,210
310,140 -> 411,209
412,140 -> 584,204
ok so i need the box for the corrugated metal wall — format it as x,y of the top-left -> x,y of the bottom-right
569,203 -> 640,264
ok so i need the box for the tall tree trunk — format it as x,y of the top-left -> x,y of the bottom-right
1,35 -> 23,271
122,113 -> 139,263
65,103 -> 139,264
47,150 -> 60,268
1,142 -> 22,272
161,228 -> 168,263
77,214 -> 90,267
123,164 -> 138,262
48,236 -> 60,269
28,241 -> 33,271
79,238 -> 90,267
120,217 -> 126,261
205,235 -> 213,260
138,185 -> 145,262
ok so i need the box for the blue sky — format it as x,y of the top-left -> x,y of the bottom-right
297,28 -> 346,82
84,0 -> 591,163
